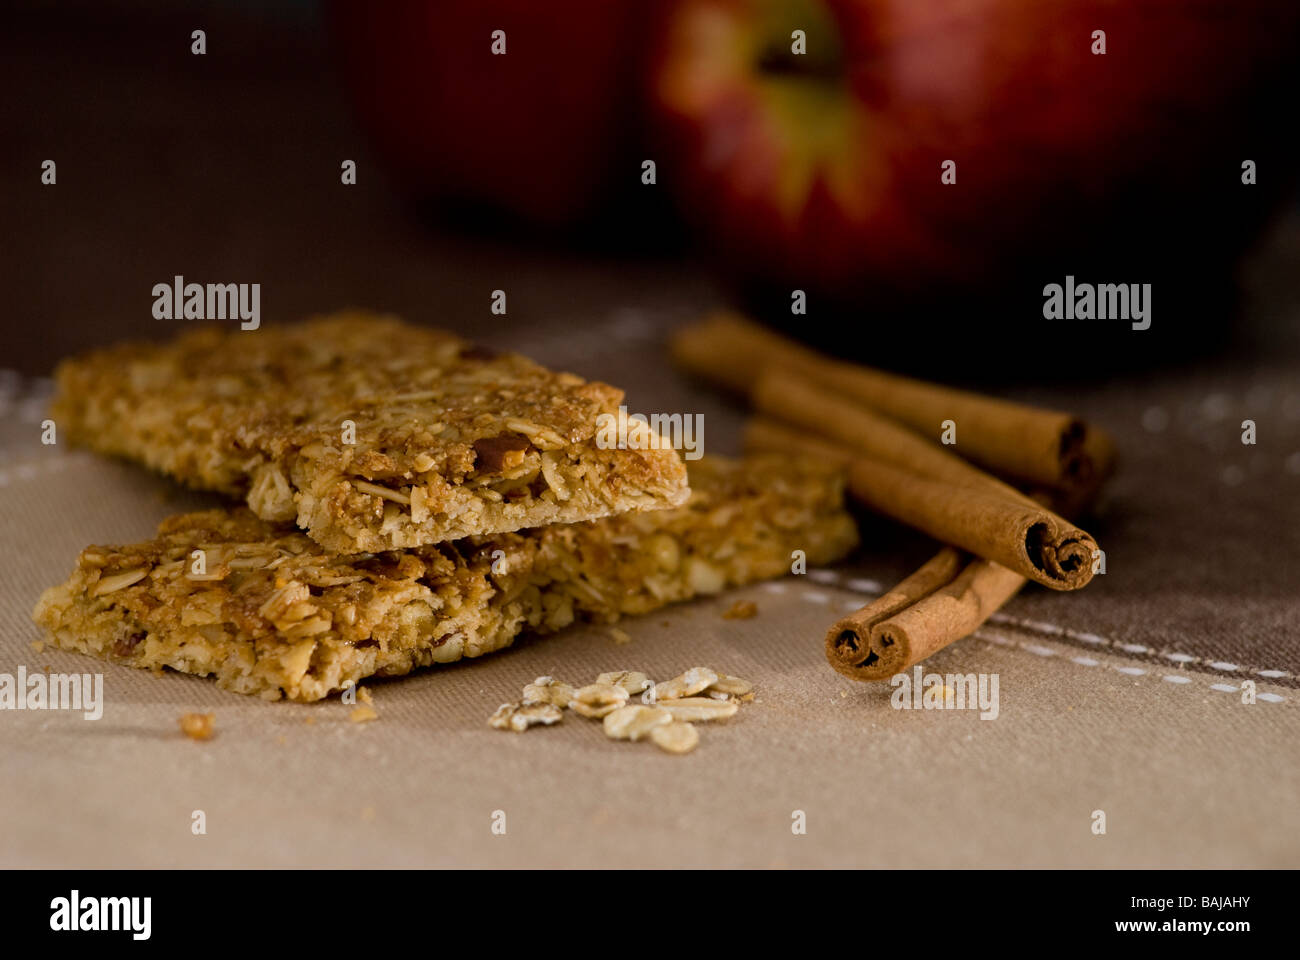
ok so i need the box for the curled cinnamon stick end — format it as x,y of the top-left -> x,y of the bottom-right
841,450 -> 1097,592
825,549 -> 964,680
828,558 -> 1028,682
747,371 -> 1099,591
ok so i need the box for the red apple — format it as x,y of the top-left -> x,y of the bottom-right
328,0 -> 661,228
647,0 -> 1300,303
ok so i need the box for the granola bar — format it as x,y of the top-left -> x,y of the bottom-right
32,457 -> 858,701
49,313 -> 689,552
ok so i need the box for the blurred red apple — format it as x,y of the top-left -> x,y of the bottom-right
329,0 -> 661,228
648,0 -> 1300,304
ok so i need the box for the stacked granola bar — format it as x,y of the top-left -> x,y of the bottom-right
49,313 -> 690,551
33,314 -> 858,699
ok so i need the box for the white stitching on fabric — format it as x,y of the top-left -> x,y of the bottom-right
971,628 -> 1288,702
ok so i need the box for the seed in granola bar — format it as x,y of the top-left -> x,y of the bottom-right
596,671 -> 651,695
179,712 -> 215,740
472,432 -> 532,474
659,697 -> 738,722
568,682 -> 629,718
93,567 -> 149,596
722,600 -> 757,620
602,705 -> 672,741
522,676 -> 574,707
489,701 -> 563,732
650,722 -> 699,754
654,667 -> 718,701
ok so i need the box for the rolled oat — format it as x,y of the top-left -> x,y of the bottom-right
602,705 -> 672,741
654,667 -> 718,701
650,722 -> 699,754
660,697 -> 738,722
488,701 -> 563,732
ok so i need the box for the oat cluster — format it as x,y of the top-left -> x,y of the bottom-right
489,667 -> 755,755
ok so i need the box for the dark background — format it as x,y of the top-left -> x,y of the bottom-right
0,1 -> 719,375
2,0 -> 1298,680
3,0 -> 1298,378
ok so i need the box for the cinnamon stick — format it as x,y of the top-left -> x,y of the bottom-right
821,480 -> 1108,683
743,418 -> 1035,678
746,376 -> 1099,591
844,458 -> 1094,590
828,557 -> 1028,682
673,310 -> 1113,492
824,547 -> 967,668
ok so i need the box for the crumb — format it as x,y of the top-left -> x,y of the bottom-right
360,805 -> 376,822
42,665 -> 51,673
150,666 -> 165,678
358,687 -> 373,705
722,600 -> 757,620
350,704 -> 378,723
179,712 -> 215,740
840,690 -> 847,698
609,627 -> 632,645
274,735 -> 287,746
303,715 -> 316,725
30,640 -> 45,653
